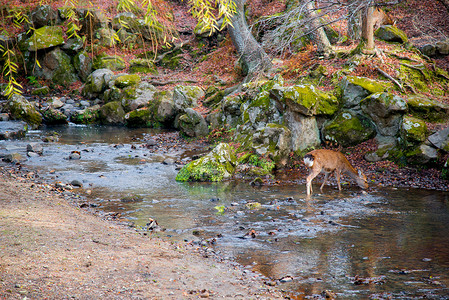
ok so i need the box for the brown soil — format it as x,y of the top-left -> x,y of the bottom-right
0,169 -> 284,299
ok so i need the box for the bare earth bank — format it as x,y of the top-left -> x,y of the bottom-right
0,171 -> 284,299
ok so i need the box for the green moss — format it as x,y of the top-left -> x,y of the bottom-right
322,110 -> 376,146
93,54 -> 125,71
41,108 -> 68,124
115,74 -> 141,88
176,143 -> 237,182
129,59 -> 158,75
280,84 -> 340,116
27,26 -> 64,51
345,75 -> 388,94
401,116 -> 427,145
6,95 -> 43,128
71,106 -> 100,124
407,96 -> 449,122
125,108 -> 154,128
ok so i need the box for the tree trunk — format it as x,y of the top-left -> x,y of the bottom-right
228,0 -> 272,78
305,1 -> 332,57
361,5 -> 375,51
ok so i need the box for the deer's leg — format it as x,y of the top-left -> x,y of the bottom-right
306,168 -> 321,195
335,170 -> 342,191
320,172 -> 330,192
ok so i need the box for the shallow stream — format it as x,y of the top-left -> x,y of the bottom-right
1,125 -> 448,299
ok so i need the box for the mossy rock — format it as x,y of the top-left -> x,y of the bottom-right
407,96 -> 449,122
93,54 -> 126,71
27,26 -> 64,51
71,105 -> 100,124
241,91 -> 282,127
129,59 -> 158,75
375,25 -> 408,44
41,108 -> 68,125
404,144 -> 437,165
339,76 -> 390,108
322,110 -> 376,147
5,94 -> 42,129
31,86 -> 50,95
158,48 -> 183,69
176,143 -> 237,182
115,74 -> 141,88
125,108 -> 159,128
270,84 -> 339,116
99,101 -> 125,125
360,92 -> 407,136
401,116 -> 427,146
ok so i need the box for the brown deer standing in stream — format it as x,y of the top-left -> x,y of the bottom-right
303,149 -> 368,196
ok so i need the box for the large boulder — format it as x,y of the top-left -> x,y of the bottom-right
155,91 -> 176,125
405,144 -> 438,165
270,84 -> 339,116
427,127 -> 449,152
93,54 -> 125,71
322,110 -> 376,146
221,94 -> 244,128
82,69 -> 114,98
75,8 -> 108,36
375,25 -> 408,44
41,107 -> 68,124
33,47 -> 78,86
124,108 -> 154,128
4,94 -> 42,129
173,85 -> 205,112
177,108 -> 209,137
407,96 -> 449,122
176,143 -> 237,182
361,92 -> 407,136
339,76 -> 389,108
240,91 -> 282,129
248,124 -> 292,166
129,59 -> 158,74
30,5 -> 59,28
73,51 -> 93,82
401,116 -> 427,147
284,109 -> 320,154
119,81 -> 157,112
71,105 -> 100,124
99,101 -> 125,125
27,26 -> 64,51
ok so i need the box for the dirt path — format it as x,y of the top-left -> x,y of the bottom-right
0,170 -> 284,299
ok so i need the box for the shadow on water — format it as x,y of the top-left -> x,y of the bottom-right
1,125 -> 449,299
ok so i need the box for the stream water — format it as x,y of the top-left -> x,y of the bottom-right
1,125 -> 449,299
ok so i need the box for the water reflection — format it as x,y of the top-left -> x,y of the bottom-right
1,125 -> 448,299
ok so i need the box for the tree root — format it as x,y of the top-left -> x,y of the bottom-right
375,66 -> 403,91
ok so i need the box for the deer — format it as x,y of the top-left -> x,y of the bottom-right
303,149 -> 368,196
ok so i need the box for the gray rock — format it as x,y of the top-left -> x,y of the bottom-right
30,5 -> 59,28
177,108 -> 209,137
0,121 -> 28,140
82,69 -> 114,98
427,127 -> 449,151
70,180 -> 83,187
173,85 -> 205,112
26,142 -> 44,155
284,109 -> 320,154
3,153 -> 26,163
361,92 -> 407,136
